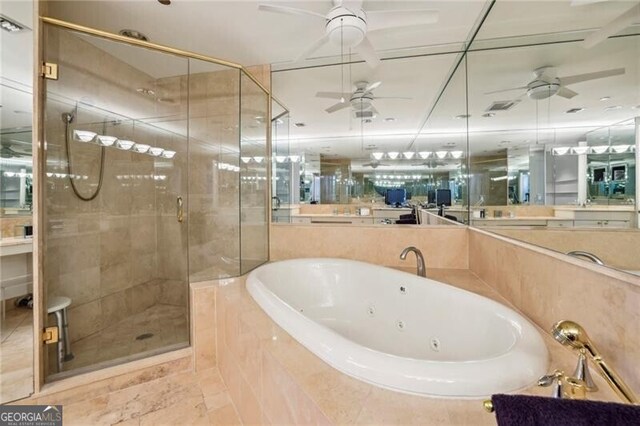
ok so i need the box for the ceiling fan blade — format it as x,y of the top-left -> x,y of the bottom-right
556,86 -> 579,99
316,91 -> 350,100
354,36 -> 381,68
365,81 -> 382,91
372,96 -> 412,100
295,34 -> 331,61
582,3 -> 640,48
484,86 -> 529,95
257,4 -> 326,19
560,68 -> 625,85
366,9 -> 439,32
325,101 -> 352,113
369,105 -> 379,115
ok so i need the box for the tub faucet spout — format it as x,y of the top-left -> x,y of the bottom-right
400,246 -> 426,277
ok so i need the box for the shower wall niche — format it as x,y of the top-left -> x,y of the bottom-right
41,23 -> 269,379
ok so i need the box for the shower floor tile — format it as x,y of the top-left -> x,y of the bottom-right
49,304 -> 188,376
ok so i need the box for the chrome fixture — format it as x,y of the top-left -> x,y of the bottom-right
400,246 -> 426,277
551,320 -> 638,404
566,251 -> 605,266
573,349 -> 598,392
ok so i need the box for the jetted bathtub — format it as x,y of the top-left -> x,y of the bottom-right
246,258 -> 549,398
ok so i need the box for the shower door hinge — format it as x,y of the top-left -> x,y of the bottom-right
42,326 -> 59,344
42,62 -> 58,80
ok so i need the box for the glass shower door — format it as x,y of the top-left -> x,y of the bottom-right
42,24 -> 190,379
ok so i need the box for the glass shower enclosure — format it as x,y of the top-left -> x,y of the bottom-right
40,19 -> 269,380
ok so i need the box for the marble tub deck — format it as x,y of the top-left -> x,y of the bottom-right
9,268 -> 622,425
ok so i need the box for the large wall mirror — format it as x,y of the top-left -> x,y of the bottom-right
270,0 -> 639,277
1,0 -> 35,403
465,1 -> 640,277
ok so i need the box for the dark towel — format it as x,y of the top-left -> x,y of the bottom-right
492,393 -> 640,426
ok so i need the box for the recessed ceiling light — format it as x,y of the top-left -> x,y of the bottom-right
384,117 -> 396,122
599,96 -> 611,101
565,107 -> 585,114
294,122 -> 305,127
119,29 -> 148,41
482,113 -> 495,118
455,114 -> 471,119
0,15 -> 28,33
604,105 -> 622,111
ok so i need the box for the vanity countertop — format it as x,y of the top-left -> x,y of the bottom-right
0,237 -> 33,256
553,205 -> 635,212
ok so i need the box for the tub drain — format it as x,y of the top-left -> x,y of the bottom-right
136,333 -> 154,341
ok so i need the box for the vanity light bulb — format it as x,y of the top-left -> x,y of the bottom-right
611,145 -> 630,153
161,150 -> 176,159
73,130 -> 97,143
590,146 -> 609,154
147,147 -> 165,157
387,152 -> 399,160
552,147 -> 570,156
275,156 -> 286,163
116,139 -> 136,150
96,135 -> 117,147
241,157 -> 252,164
288,155 -> 300,163
571,146 -> 589,155
372,152 -> 384,160
451,151 -> 463,159
435,151 -> 448,159
402,152 -> 415,159
253,156 -> 264,163
418,152 -> 431,159
133,144 -> 151,154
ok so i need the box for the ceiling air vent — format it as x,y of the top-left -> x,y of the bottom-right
354,110 -> 375,119
485,100 -> 520,112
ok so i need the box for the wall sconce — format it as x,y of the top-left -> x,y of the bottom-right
435,151 -> 448,159
402,152 -> 415,159
387,152 -> 399,159
418,152 -> 431,159
73,130 -> 97,143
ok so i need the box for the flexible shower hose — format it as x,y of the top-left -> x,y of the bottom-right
63,113 -> 105,201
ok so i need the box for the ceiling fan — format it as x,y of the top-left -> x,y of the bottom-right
316,80 -> 411,115
571,0 -> 640,48
485,66 -> 625,100
361,159 -> 390,168
257,0 -> 439,68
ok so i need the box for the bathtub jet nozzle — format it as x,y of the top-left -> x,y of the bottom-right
551,320 -> 638,404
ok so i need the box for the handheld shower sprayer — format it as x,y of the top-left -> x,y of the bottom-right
551,320 -> 638,404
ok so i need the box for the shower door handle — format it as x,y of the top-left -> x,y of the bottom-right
176,196 -> 184,223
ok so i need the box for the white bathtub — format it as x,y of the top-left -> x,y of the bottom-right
246,258 -> 549,398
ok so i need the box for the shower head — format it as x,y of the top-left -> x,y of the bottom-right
551,320 -> 593,353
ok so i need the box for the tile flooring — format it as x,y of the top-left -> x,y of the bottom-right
0,307 -> 34,403
49,304 -> 189,377
30,367 -> 241,425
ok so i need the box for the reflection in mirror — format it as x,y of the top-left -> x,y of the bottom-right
0,0 -> 34,404
466,0 -> 640,277
272,52 -> 468,225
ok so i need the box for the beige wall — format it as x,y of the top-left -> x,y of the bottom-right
489,227 -> 640,271
0,216 -> 32,238
468,228 -> 640,394
270,224 -> 469,269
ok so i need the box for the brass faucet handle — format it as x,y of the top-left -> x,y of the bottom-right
538,370 -> 587,400
538,369 -> 564,387
564,376 -> 587,400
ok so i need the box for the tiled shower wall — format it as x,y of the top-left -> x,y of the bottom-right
43,27 -> 188,344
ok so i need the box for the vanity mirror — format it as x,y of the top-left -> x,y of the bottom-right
465,0 -> 640,276
0,0 -> 34,404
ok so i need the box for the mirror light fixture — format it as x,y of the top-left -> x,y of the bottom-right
161,150 -> 176,159
133,143 -> 151,154
96,135 -> 117,147
435,151 -> 448,159
611,145 -> 630,153
450,151 -> 463,159
552,147 -> 570,155
241,157 -> 252,163
591,145 -> 609,154
402,152 -> 415,159
372,152 -> 384,160
253,156 -> 264,163
387,152 -> 399,160
289,155 -> 300,163
116,140 -> 135,150
73,130 -> 97,143
148,147 -> 164,157
571,146 -> 589,155
418,152 -> 431,159
276,156 -> 287,163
